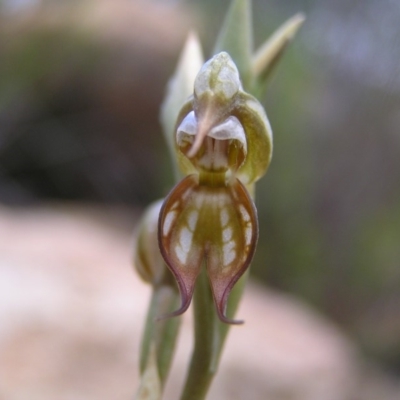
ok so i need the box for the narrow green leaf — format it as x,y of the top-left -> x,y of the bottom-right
139,284 -> 181,387
179,269 -> 250,400
213,0 -> 253,90
135,203 -> 182,389
252,13 -> 305,86
160,32 -> 204,179
135,343 -> 162,400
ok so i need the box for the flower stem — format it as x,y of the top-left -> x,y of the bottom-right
139,279 -> 181,388
180,268 -> 248,400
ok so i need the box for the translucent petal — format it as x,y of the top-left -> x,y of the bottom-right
208,116 -> 247,154
176,111 -> 197,149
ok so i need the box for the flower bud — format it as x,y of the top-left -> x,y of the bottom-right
133,200 -> 166,286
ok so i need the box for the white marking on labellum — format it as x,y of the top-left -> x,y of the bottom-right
245,226 -> 252,246
175,245 -> 187,264
224,250 -> 236,266
163,211 -> 176,236
179,227 -> 193,254
223,240 -> 236,266
223,241 -> 235,253
187,210 -> 199,231
174,227 -> 193,264
222,227 -> 233,242
239,204 -> 250,222
220,208 -> 229,227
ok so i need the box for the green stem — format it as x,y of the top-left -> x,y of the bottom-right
139,280 -> 181,388
180,269 -> 248,400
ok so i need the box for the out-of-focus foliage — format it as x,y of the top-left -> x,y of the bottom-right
0,0 -> 191,204
1,0 -> 400,375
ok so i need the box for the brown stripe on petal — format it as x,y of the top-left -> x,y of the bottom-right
158,174 -> 258,324
205,178 -> 258,324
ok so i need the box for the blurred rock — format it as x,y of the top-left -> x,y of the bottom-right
355,365 -> 400,400
0,204 -> 391,400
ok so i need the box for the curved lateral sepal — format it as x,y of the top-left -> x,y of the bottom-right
233,91 -> 273,185
158,175 -> 203,320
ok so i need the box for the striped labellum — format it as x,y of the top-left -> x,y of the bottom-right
158,52 -> 272,324
159,174 -> 257,324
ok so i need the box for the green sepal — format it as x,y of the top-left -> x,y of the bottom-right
172,98 -> 197,176
133,200 -> 166,286
233,91 -> 273,184
213,0 -> 253,90
251,13 -> 305,96
160,32 -> 204,180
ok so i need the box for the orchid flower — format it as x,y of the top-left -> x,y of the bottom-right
158,52 -> 272,324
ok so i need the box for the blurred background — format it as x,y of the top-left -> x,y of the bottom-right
1,0 -> 400,399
